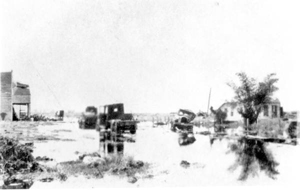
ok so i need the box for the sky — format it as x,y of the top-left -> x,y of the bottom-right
1,0 -> 300,113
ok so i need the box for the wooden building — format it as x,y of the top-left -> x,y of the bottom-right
0,71 -> 31,121
218,99 -> 283,121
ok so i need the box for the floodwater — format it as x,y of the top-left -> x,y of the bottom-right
99,131 -> 136,156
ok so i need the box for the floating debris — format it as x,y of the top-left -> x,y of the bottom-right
35,156 -> 53,162
180,160 -> 190,168
127,176 -> 138,183
178,132 -> 196,146
2,178 -> 33,189
39,177 -> 54,183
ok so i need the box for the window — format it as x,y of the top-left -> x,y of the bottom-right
113,108 -> 118,112
272,105 -> 277,117
231,111 -> 234,116
263,105 -> 269,116
224,108 -> 228,113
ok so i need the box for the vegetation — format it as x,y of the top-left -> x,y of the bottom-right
228,72 -> 278,126
0,134 -> 149,186
227,72 -> 280,181
257,119 -> 285,138
0,136 -> 42,188
56,154 -> 148,180
0,136 -> 40,177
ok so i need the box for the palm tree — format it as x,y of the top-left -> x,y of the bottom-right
227,72 -> 279,180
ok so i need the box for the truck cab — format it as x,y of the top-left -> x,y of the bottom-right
170,109 -> 196,133
98,103 -> 137,134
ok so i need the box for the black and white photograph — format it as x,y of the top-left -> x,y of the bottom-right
0,0 -> 299,188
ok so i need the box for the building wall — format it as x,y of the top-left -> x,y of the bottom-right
259,103 -> 281,119
0,72 -> 13,121
220,104 -> 243,121
220,102 -> 281,122
13,95 -> 31,104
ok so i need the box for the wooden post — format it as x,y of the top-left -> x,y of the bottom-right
27,104 -> 30,117
221,119 -> 223,132
207,88 -> 211,115
256,120 -> 258,135
246,119 -> 249,137
19,105 -> 21,121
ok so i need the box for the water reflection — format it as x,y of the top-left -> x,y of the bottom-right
178,131 -> 196,146
99,131 -> 136,156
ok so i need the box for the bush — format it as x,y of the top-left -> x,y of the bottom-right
0,136 -> 41,180
253,119 -> 285,138
249,119 -> 298,139
287,121 -> 298,139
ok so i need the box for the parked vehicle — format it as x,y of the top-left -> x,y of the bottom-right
78,106 -> 98,129
170,109 -> 196,133
55,110 -> 64,121
97,103 -> 138,134
170,109 -> 196,146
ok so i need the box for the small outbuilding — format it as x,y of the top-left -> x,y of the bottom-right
1,71 -> 31,121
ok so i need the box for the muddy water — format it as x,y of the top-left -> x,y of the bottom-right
99,131 -> 136,156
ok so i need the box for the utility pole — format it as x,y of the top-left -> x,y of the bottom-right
207,88 -> 211,115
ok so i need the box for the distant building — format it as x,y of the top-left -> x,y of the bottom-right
218,99 -> 283,121
284,111 -> 299,121
0,71 -> 31,121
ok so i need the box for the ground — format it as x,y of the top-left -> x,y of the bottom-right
0,120 -> 299,188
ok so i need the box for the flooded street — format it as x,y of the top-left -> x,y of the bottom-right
2,120 -> 299,188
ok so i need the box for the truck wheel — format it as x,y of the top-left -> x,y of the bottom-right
130,130 -> 136,134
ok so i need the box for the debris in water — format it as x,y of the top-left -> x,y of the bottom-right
127,160 -> 144,169
180,160 -> 190,168
2,178 -> 33,189
35,156 -> 53,162
178,132 -> 196,146
79,152 -> 101,159
39,178 -> 54,183
127,176 -> 138,183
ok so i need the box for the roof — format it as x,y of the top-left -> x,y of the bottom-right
12,81 -> 30,96
270,98 -> 280,104
103,103 -> 124,107
16,82 -> 29,88
13,82 -> 30,96
218,101 -> 239,110
218,97 -> 281,110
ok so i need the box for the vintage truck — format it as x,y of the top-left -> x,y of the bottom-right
78,106 -> 98,129
170,109 -> 196,146
170,109 -> 196,133
97,103 -> 138,134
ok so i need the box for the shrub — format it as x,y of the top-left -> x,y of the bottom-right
0,136 -> 39,176
253,119 -> 285,138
